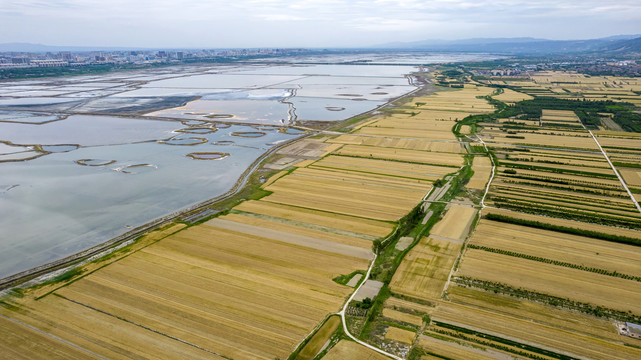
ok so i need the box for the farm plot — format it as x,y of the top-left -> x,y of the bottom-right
469,219 -> 641,277
491,88 -> 533,103
334,145 -> 463,167
262,169 -> 426,221
40,223 -> 370,360
323,340 -> 390,360
431,301 -> 641,360
457,249 -> 641,315
311,155 -> 456,181
429,205 -> 478,242
233,200 -> 393,238
371,115 -> 458,131
354,126 -> 456,141
467,156 -> 492,190
619,168 -> 641,187
390,237 -> 461,302
594,136 -> 641,150
326,134 -> 463,153
415,86 -> 496,113
381,308 -> 424,327
385,326 -> 416,344
540,109 -> 582,125
208,215 -> 372,257
262,190 -> 413,221
292,166 -> 431,192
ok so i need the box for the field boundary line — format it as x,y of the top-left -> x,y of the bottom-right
588,130 -> 641,214
0,312 -> 109,360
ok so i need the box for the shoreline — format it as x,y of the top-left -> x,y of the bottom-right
0,74 -> 423,290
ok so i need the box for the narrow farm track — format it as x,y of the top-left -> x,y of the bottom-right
337,253 -> 404,360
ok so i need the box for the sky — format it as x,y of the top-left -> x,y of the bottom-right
1,0 -> 641,48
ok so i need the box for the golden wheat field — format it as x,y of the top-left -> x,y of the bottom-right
354,126 -> 457,140
334,144 -> 463,167
326,134 -> 463,153
429,205 -> 477,242
293,166 -> 431,191
323,341 -> 390,360
390,237 -> 461,301
211,213 -> 373,255
382,308 -> 424,327
385,326 -> 416,344
311,155 -> 456,181
467,156 -> 492,190
491,88 -> 533,103
261,167 -> 427,221
233,200 -> 393,238
619,168 -> 641,187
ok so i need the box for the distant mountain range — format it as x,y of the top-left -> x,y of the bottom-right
1,35 -> 641,54
376,35 -> 641,54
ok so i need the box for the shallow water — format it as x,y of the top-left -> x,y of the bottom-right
0,124 -> 298,277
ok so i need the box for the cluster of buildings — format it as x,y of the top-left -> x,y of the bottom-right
0,48 -> 310,69
474,58 -> 641,78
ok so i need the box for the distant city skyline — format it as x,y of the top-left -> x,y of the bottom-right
1,0 -> 641,48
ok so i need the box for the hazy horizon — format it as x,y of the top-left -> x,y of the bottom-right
1,1 -> 641,48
